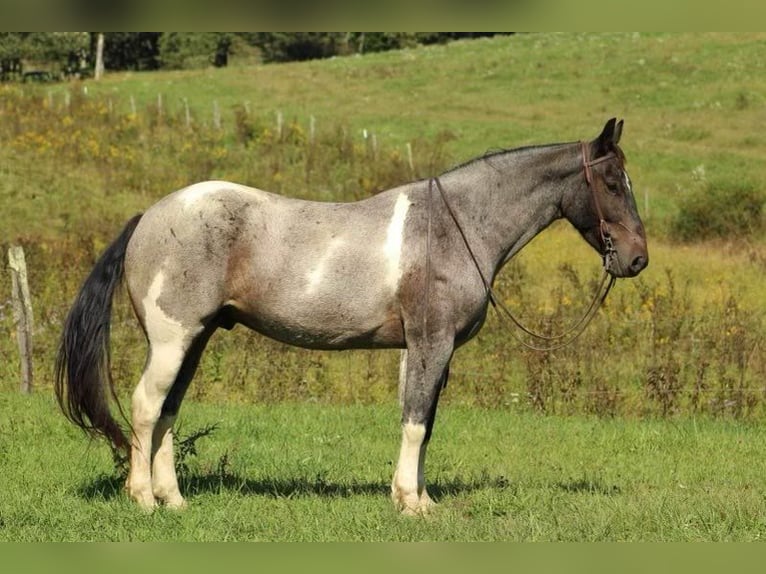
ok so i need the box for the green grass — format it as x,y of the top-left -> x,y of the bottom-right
1,392 -> 765,541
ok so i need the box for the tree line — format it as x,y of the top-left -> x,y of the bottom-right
0,32 -> 509,81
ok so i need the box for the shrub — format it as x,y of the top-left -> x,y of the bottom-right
671,179 -> 764,241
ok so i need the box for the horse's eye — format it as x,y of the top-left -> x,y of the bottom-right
606,181 -> 620,195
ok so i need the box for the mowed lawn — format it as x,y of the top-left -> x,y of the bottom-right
1,391 -> 764,541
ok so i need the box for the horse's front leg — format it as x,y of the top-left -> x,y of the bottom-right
392,334 -> 453,515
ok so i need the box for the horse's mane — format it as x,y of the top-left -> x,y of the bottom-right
442,138 -> 626,176
442,141 -> 575,175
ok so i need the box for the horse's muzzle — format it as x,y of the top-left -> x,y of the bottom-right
607,232 -> 648,278
627,254 -> 648,276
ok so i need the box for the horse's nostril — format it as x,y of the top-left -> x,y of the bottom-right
630,255 -> 647,273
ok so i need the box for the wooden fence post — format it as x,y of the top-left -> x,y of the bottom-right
309,115 -> 316,146
213,100 -> 221,130
8,246 -> 33,394
184,97 -> 192,130
94,33 -> 105,80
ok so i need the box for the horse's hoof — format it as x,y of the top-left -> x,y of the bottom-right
153,486 -> 187,510
399,501 -> 436,516
392,491 -> 436,516
419,491 -> 436,510
126,486 -> 157,511
163,495 -> 188,510
136,497 -> 158,512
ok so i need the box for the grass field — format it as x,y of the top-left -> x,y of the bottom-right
0,33 -> 765,540
2,392 -> 765,541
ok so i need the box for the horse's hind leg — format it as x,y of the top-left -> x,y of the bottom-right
127,332 -> 189,510
125,278 -> 215,511
149,327 -> 215,508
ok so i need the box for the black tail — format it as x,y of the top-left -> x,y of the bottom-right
55,214 -> 143,453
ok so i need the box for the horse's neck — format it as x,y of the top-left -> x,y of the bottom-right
440,146 -> 577,281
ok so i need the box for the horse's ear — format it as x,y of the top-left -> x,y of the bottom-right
592,117 -> 621,157
613,119 -> 623,144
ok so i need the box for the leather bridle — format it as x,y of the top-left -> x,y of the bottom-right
581,140 -> 619,268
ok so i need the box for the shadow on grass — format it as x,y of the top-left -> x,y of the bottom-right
77,471 -> 515,502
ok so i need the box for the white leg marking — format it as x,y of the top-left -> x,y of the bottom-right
398,422 -> 425,490
305,237 -> 345,295
392,421 -> 427,514
384,193 -> 411,290
151,417 -> 186,508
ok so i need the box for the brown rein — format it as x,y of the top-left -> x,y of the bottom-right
428,141 -> 617,351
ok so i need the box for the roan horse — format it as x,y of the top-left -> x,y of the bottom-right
56,118 -> 647,514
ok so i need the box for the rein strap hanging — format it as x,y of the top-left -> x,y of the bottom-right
428,142 -> 617,352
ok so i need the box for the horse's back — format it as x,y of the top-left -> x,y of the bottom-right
124,180 -> 419,349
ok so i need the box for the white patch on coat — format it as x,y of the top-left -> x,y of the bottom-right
179,180 -> 272,212
306,237 -> 345,294
142,271 -> 188,346
178,181 -> 227,208
383,193 -> 411,289
140,271 -> 191,392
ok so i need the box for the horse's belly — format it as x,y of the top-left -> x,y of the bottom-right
231,294 -> 404,350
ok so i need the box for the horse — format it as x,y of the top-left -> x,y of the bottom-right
56,118 -> 648,514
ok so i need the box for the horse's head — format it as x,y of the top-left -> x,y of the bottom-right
565,118 -> 648,278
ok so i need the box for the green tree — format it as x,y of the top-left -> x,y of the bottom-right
0,33 -> 24,80
250,33 -> 349,63
349,33 -> 419,54
244,32 -> 511,63
158,33 -> 234,69
99,33 -> 161,71
0,33 -> 89,80
30,33 -> 90,75
0,32 -> 26,60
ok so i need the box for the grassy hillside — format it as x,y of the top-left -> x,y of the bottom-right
0,32 -> 764,415
4,32 -> 765,242
42,32 -> 766,223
